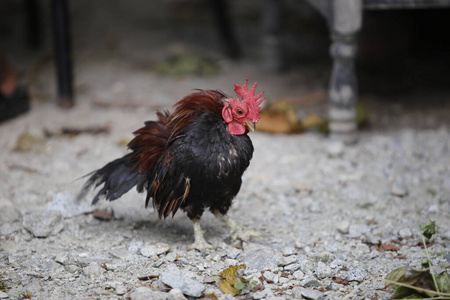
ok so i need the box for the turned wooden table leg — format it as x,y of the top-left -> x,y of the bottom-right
328,32 -> 358,143
327,0 -> 362,144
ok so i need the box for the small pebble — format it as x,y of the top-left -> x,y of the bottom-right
129,287 -> 167,300
109,247 -> 135,261
301,288 -> 324,300
336,220 -> 350,234
105,281 -> 127,296
160,272 -> 205,298
315,261 -> 333,278
398,228 -> 412,239
391,180 -> 408,197
243,249 -> 283,271
168,288 -> 187,300
346,269 -> 366,282
22,211 -> 64,238
348,224 -> 371,238
128,240 -> 144,253
293,270 -> 304,280
263,271 -> 278,284
140,243 -> 170,258
292,287 -> 324,300
82,263 -> 105,276
327,141 -> 345,157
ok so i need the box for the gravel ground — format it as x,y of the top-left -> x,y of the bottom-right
1,108 -> 450,300
1,1 -> 450,299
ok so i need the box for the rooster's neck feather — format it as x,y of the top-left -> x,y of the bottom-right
128,90 -> 226,174
167,90 -> 226,141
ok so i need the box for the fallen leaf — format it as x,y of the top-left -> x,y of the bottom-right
234,282 -> 245,290
419,220 -> 439,240
205,292 -> 218,300
152,54 -> 221,76
377,242 -> 399,252
385,266 -> 450,299
13,133 -> 46,152
427,188 -> 437,197
137,274 -> 159,281
332,276 -> 350,285
93,99 -> 163,110
218,265 -> 245,285
117,137 -> 131,146
300,113 -> 326,130
7,163 -> 41,174
257,101 -> 302,134
435,272 -> 450,294
44,126 -> 110,138
91,208 -> 114,221
356,103 -> 370,128
219,279 -> 240,296
218,265 -> 245,296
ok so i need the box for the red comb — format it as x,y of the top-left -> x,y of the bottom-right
234,79 -> 265,111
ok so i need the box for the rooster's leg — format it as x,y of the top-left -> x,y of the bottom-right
214,214 -> 260,241
187,221 -> 215,252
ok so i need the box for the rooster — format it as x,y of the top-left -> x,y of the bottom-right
78,79 -> 265,250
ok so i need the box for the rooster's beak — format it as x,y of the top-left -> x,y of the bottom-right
244,120 -> 255,132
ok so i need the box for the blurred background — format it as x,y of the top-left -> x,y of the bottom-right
1,0 -> 450,131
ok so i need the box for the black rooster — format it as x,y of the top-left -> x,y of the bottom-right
78,79 -> 265,250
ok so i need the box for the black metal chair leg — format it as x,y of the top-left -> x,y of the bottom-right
51,0 -> 74,108
210,0 -> 241,59
25,0 -> 41,49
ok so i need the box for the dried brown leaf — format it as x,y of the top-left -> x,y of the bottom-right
45,126 -> 110,138
91,208 -> 114,221
377,242 -> 399,252
332,276 -> 350,285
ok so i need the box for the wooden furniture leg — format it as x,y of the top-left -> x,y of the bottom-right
327,0 -> 362,144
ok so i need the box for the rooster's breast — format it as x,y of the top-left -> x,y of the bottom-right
169,112 -> 254,214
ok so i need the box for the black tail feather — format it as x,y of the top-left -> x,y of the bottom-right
78,153 -> 145,204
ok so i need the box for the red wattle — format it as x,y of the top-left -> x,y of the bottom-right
227,121 -> 245,135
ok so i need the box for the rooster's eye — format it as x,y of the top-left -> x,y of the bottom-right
236,108 -> 244,115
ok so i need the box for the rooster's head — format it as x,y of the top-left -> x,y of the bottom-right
222,79 -> 265,135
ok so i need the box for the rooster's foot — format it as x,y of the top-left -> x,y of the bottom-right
188,221 -> 216,252
215,214 -> 261,242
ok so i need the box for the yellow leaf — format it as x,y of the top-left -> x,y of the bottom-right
301,113 -> 325,130
13,133 -> 46,152
219,279 -> 241,296
206,292 -> 218,300
218,265 -> 246,296
218,265 -> 245,285
117,137 -> 131,147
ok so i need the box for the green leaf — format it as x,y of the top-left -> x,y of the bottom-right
0,279 -> 9,292
419,220 -> 439,239
385,267 -> 439,299
421,258 -> 431,268
234,282 -> 246,290
385,266 -> 408,284
435,272 -> 450,293
427,188 -> 437,196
